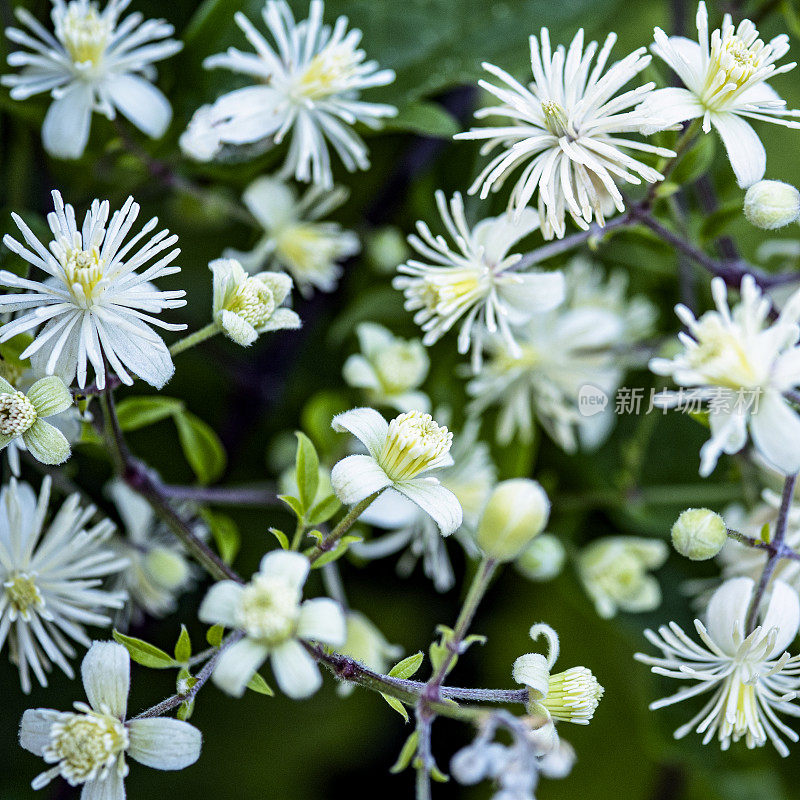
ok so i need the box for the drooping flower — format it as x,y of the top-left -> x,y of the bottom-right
637,1 -> 800,188
330,408 -> 463,536
0,477 -> 127,692
210,258 -> 300,347
180,0 -> 396,187
393,192 -> 566,369
0,190 -> 186,391
19,641 -> 202,796
198,550 -> 345,698
224,176 -> 359,297
455,29 -> 673,239
2,0 -> 182,160
343,323 -> 430,413
636,577 -> 800,755
650,274 -> 800,476
577,536 -> 668,618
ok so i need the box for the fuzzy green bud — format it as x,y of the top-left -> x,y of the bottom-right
476,479 -> 550,562
744,180 -> 800,230
516,534 -> 565,581
144,546 -> 191,591
671,508 -> 727,561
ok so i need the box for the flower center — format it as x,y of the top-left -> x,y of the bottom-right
542,667 -> 604,723
236,574 -> 300,645
420,268 -> 487,317
374,342 -> 427,394
687,315 -> 764,389
296,42 -> 361,100
703,23 -> 767,106
4,572 -> 44,620
64,247 -> 105,306
227,279 -> 275,327
44,708 -> 128,786
0,391 -> 37,436
541,100 -> 570,138
378,411 -> 453,481
275,224 -> 339,278
58,2 -> 113,67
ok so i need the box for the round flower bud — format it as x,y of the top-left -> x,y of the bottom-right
671,508 -> 727,561
144,546 -> 191,591
476,479 -> 550,562
744,180 -> 800,230
516,534 -> 566,581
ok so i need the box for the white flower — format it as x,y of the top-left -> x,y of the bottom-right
19,641 -> 202,796
636,577 -> 800,755
343,323 -> 429,413
336,611 -> 402,697
0,190 -> 186,391
393,191 -> 566,369
0,477 -> 127,692
455,29 -> 673,239
210,258 -> 301,347
2,0 -> 182,160
224,176 -> 359,297
638,2 -> 800,188
468,257 -> 655,450
330,408 -> 463,536
180,0 -> 396,187
577,536 -> 669,618
650,274 -> 800,476
198,550 -> 345,698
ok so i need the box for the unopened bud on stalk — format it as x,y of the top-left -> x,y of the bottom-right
671,508 -> 727,561
516,534 -> 566,581
744,180 -> 800,230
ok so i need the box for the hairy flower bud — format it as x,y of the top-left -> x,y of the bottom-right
516,534 -> 566,581
476,479 -> 550,562
744,180 -> 800,230
671,508 -> 727,561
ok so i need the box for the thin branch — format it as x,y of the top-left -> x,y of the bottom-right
159,482 -> 279,507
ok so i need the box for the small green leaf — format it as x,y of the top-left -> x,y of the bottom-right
174,410 -> 226,485
306,494 -> 341,526
671,133 -> 715,187
269,527 -> 290,549
201,509 -> 240,565
390,732 -> 420,774
388,652 -> 424,680
115,396 -> 185,431
113,631 -> 176,669
294,431 -> 320,512
206,625 -> 224,648
177,699 -> 195,720
174,625 -> 192,663
278,494 -> 305,519
760,522 -> 772,544
246,672 -> 274,696
381,693 -> 409,722
699,201 -> 741,242
429,642 -> 449,675
311,534 -> 362,568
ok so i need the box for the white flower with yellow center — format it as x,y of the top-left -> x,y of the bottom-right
0,477 -> 127,692
0,190 -> 186,391
199,550 -> 345,698
393,192 -> 566,369
636,577 -> 800,756
211,258 -> 301,347
343,323 -> 430,413
638,2 -> 800,188
180,0 -> 396,187
577,536 -> 669,619
455,29 -> 673,239
330,408 -> 463,536
650,275 -> 800,477
20,641 -> 202,797
2,0 -> 182,160
224,176 -> 359,298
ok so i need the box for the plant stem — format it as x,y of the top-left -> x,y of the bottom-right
290,518 -> 307,551
307,491 -> 382,564
169,322 -> 220,357
159,482 -> 278,507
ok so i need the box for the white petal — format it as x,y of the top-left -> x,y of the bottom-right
19,709 -> 59,756
104,74 -> 172,138
198,581 -> 244,627
81,642 -> 130,719
270,639 -> 322,699
80,774 -> 125,800
98,317 -> 175,389
219,309 -> 258,346
211,637 -> 268,697
42,82 -> 94,159
472,207 -> 540,263
127,717 -> 202,770
498,271 -> 565,321
749,390 -> 800,474
394,479 -> 463,536
359,487 -> 420,528
511,652 -> 550,697
258,550 -> 309,591
242,177 -> 296,230
637,87 -> 703,134
705,577 -> 755,654
761,580 -> 800,657
331,454 -> 392,505
297,598 -> 347,645
342,355 -> 380,389
331,407 -> 389,458
711,112 -> 766,188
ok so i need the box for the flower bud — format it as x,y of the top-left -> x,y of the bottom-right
516,534 -> 565,581
671,508 -> 727,561
144,546 -> 191,591
476,479 -> 550,562
744,180 -> 800,230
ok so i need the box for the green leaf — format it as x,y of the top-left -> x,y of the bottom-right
381,693 -> 409,722
388,652 -> 424,680
173,410 -> 226,484
113,631 -> 176,669
310,534 -> 362,568
279,494 -> 305,519
201,509 -> 240,565
305,494 -> 342,526
760,522 -> 772,544
174,625 -> 192,663
177,699 -> 195,721
384,101 -> 460,138
246,672 -> 274,696
206,625 -> 224,648
390,732 -> 419,774
671,133 -> 715,187
699,201 -> 741,242
115,396 -> 185,432
294,431 -> 320,512
269,527 -> 290,549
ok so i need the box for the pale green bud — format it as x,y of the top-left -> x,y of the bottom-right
744,180 -> 800,230
516,534 -> 565,581
671,508 -> 727,561
145,546 -> 191,591
366,226 -> 410,273
476,479 -> 550,562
